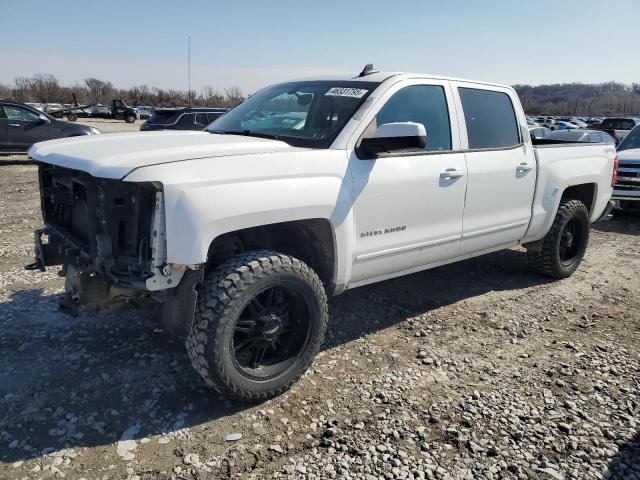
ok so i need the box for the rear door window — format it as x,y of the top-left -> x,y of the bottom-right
195,113 -> 209,126
458,88 -> 520,149
618,119 -> 636,130
178,113 -> 194,127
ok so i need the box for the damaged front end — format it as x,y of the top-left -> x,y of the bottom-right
27,164 -> 201,333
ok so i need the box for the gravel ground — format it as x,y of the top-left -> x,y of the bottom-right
0,159 -> 638,480
73,118 -> 142,134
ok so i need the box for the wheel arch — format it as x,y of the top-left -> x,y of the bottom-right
561,182 -> 597,216
205,218 -> 338,292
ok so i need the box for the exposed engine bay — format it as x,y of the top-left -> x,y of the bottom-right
27,164 -> 190,321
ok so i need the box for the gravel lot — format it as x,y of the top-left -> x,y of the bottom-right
0,125 -> 638,479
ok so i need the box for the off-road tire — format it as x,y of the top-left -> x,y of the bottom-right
125,114 -> 136,123
185,250 -> 328,402
527,199 -> 589,279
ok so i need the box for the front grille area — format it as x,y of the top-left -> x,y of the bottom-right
614,159 -> 640,199
38,164 -> 158,277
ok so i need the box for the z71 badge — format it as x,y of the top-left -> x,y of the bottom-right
360,226 -> 406,238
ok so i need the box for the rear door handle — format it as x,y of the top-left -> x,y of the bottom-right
440,168 -> 465,179
8,123 -> 20,127
518,162 -> 534,172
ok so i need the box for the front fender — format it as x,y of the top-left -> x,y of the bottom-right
123,150 -> 356,288
164,176 -> 343,264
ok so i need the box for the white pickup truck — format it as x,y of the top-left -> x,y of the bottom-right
28,66 -> 616,401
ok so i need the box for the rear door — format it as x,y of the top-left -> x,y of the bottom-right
451,83 -> 536,254
4,104 -> 54,150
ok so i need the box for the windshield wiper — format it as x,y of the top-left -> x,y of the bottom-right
209,129 -> 282,141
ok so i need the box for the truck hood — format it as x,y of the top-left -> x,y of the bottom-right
28,131 -> 302,179
617,148 -> 640,161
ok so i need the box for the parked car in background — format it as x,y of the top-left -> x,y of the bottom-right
552,121 -> 578,131
0,100 -> 100,153
529,126 -> 551,140
43,103 -> 64,114
613,124 -> 640,212
26,103 -> 45,112
546,129 -> 616,144
557,117 -> 588,128
140,107 -> 228,131
591,117 -> 640,142
134,106 -> 153,119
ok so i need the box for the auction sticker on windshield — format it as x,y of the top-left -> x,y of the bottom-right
325,87 -> 369,98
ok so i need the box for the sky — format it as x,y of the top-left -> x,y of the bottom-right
2,0 -> 639,95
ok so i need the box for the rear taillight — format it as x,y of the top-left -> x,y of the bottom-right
611,155 -> 619,187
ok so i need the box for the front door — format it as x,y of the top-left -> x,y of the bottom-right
452,83 -> 537,254
348,81 -> 467,283
4,104 -> 54,151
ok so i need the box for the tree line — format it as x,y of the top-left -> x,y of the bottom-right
514,82 -> 640,116
1,73 -> 639,116
0,73 -> 244,108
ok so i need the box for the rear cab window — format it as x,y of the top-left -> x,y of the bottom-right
148,111 -> 182,125
458,87 -> 520,149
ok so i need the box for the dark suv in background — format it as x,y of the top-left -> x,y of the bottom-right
139,107 -> 228,131
589,117 -> 640,143
0,100 -> 100,154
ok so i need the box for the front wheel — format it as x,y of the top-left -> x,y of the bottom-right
125,114 -> 136,123
527,199 -> 590,279
186,250 -> 328,402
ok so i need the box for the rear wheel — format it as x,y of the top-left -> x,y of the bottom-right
125,114 -> 136,123
185,250 -> 328,402
67,112 -> 78,122
527,199 -> 589,279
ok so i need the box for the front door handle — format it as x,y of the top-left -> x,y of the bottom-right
440,168 -> 465,179
8,123 -> 20,127
518,162 -> 534,172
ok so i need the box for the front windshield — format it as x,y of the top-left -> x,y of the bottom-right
618,125 -> 640,151
206,80 -> 378,148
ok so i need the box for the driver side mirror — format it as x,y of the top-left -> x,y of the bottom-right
358,122 -> 427,158
38,114 -> 50,124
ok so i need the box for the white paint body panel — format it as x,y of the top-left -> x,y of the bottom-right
28,72 -> 615,294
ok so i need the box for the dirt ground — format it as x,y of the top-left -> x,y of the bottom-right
0,137 -> 639,479
69,118 -> 142,134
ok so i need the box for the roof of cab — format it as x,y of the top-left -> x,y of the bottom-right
290,70 -> 513,90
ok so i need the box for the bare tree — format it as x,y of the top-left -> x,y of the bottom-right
84,77 -> 114,104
